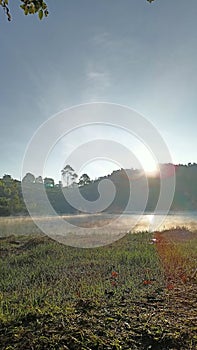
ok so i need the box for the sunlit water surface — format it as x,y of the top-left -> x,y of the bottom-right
0,212 -> 197,247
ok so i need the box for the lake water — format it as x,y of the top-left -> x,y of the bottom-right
0,212 -> 197,247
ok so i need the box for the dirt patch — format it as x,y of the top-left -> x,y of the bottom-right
156,228 -> 197,242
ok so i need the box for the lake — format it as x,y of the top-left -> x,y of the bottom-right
0,212 -> 197,247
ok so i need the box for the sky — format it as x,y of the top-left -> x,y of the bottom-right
0,0 -> 197,183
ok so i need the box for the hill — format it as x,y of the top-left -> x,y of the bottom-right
0,163 -> 197,216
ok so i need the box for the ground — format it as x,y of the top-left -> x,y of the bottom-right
0,228 -> 196,349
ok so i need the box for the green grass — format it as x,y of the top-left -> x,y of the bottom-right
0,228 -> 196,349
0,232 -> 163,318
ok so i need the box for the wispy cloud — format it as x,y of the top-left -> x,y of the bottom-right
83,62 -> 111,101
86,68 -> 110,88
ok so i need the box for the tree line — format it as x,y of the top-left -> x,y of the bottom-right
0,162 -> 197,216
22,165 -> 92,188
0,174 -> 26,215
0,165 -> 92,215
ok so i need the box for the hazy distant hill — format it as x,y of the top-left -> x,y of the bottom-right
47,163 -> 197,214
80,164 -> 197,213
0,163 -> 197,216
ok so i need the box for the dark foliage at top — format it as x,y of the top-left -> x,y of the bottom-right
0,0 -> 155,21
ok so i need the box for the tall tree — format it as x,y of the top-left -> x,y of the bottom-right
78,173 -> 91,187
22,172 -> 35,183
0,175 -> 25,215
35,175 -> 43,184
61,165 -> 78,187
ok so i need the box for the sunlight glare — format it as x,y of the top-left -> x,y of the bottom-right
147,214 -> 155,224
135,144 -> 159,176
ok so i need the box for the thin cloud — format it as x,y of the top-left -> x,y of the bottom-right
82,63 -> 111,102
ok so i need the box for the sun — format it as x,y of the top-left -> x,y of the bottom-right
134,144 -> 159,176
143,161 -> 159,176
140,151 -> 159,176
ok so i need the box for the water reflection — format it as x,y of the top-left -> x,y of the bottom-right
1,212 -> 197,232
0,212 -> 197,243
129,212 -> 197,232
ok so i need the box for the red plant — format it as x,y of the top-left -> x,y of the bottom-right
180,274 -> 187,283
143,280 -> 153,285
111,271 -> 118,279
111,280 -> 117,287
166,283 -> 174,290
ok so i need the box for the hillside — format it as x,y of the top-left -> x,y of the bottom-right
0,163 -> 197,216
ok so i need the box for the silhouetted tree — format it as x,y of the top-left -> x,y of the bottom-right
22,172 -> 35,183
44,177 -> 54,188
35,176 -> 43,184
61,165 -> 78,187
2,174 -> 12,184
0,175 -> 25,215
78,173 -> 91,187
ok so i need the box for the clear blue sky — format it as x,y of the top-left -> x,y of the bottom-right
0,0 -> 197,182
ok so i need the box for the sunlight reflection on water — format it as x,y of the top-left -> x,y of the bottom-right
0,212 -> 197,237
121,212 -> 197,232
0,212 -> 197,247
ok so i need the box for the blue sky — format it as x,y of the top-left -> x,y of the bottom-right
0,0 -> 197,182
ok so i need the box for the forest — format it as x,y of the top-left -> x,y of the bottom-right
0,163 -> 197,216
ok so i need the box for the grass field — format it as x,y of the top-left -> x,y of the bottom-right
0,227 -> 197,349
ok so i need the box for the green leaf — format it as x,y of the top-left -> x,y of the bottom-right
42,2 -> 47,10
24,7 -> 28,16
30,4 -> 35,14
38,9 -> 43,20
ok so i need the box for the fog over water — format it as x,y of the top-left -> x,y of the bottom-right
1,212 -> 197,248
57,211 -> 197,232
